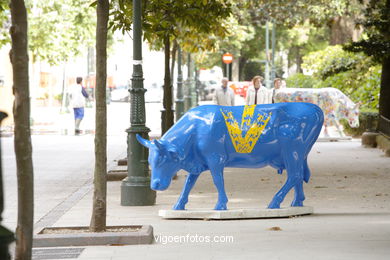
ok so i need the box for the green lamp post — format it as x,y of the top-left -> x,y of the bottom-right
271,21 -> 276,84
121,0 -> 156,206
0,112 -> 14,260
265,21 -> 270,88
184,53 -> 193,112
175,46 -> 184,121
194,66 -> 200,107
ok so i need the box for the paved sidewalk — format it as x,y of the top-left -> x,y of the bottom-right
33,139 -> 390,260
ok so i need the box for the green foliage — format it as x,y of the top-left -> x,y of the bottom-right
0,0 -> 10,47
301,45 -> 381,111
109,0 -> 232,53
27,0 -> 96,65
343,0 -> 390,63
303,45 -> 364,79
286,73 -> 319,88
313,64 -> 381,111
245,0 -> 362,28
241,61 -> 263,81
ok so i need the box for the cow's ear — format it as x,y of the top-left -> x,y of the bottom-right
167,146 -> 184,162
167,149 -> 180,162
136,134 -> 151,148
154,139 -> 165,151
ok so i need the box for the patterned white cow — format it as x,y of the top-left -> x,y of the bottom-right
274,87 -> 360,137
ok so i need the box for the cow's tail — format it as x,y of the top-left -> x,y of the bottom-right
302,104 -> 324,183
303,159 -> 310,183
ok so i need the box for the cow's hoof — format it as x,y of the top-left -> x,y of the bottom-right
291,201 -> 303,207
267,203 -> 281,209
214,203 -> 227,210
173,203 -> 185,210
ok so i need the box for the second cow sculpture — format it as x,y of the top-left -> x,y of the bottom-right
274,87 -> 360,137
137,102 -> 324,210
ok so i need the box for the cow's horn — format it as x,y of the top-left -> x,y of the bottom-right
136,134 -> 152,148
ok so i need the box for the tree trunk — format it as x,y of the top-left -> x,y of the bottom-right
9,1 -> 34,259
90,0 -> 109,232
170,40 -> 178,84
378,56 -> 390,133
161,35 -> 174,135
295,46 -> 302,73
238,56 -> 247,81
329,16 -> 357,45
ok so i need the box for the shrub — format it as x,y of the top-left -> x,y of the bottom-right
285,73 -> 319,88
302,45 -> 364,80
314,65 -> 381,111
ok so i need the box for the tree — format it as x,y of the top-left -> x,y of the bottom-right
89,0 -> 109,232
27,0 -> 95,65
25,0 -> 96,111
9,0 -> 34,259
344,0 -> 390,133
245,0 -> 363,44
110,0 -> 232,134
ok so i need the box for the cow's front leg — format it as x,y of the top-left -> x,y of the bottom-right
333,119 -> 345,137
323,125 -> 330,137
210,166 -> 228,210
173,173 -> 200,210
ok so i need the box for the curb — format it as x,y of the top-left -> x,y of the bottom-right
33,225 -> 154,247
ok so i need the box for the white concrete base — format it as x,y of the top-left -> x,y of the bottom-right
318,136 -> 352,142
159,206 -> 313,220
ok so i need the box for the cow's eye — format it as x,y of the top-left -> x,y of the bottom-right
157,155 -> 167,166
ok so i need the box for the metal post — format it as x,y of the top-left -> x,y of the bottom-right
271,22 -> 276,84
194,66 -> 199,107
226,63 -> 230,81
175,46 -> 184,121
0,112 -> 14,260
121,0 -> 156,206
184,53 -> 192,112
265,21 -> 270,88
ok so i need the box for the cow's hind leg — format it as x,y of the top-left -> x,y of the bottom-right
173,173 -> 200,210
268,177 -> 297,209
291,181 -> 305,207
268,148 -> 303,209
291,159 -> 309,207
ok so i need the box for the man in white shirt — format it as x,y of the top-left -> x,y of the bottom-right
245,75 -> 271,105
213,77 -> 235,106
68,77 -> 88,135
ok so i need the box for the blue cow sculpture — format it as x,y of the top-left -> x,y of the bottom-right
137,102 -> 324,210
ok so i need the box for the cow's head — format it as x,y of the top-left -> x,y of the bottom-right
136,134 -> 183,191
347,102 -> 361,128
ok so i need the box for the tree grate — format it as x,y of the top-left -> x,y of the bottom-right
32,248 -> 85,260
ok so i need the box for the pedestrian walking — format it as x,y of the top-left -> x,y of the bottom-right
270,78 -> 282,103
213,77 -> 235,106
69,77 -> 88,135
245,75 -> 270,105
